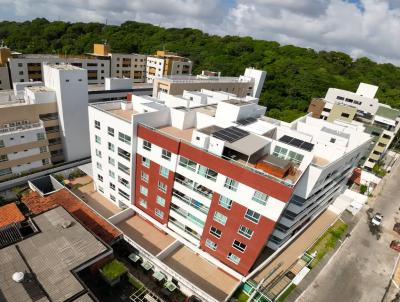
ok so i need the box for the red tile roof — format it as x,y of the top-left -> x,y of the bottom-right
0,203 -> 25,228
350,167 -> 362,186
22,189 -> 121,244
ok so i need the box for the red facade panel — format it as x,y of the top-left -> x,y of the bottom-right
137,125 -> 180,154
179,143 -> 294,202
200,192 -> 277,275
134,154 -> 175,224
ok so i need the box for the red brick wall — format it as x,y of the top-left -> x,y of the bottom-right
199,192 -> 277,275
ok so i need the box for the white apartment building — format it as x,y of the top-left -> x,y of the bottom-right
0,64 -> 91,181
88,90 -> 371,287
109,53 -> 147,83
7,55 -> 110,85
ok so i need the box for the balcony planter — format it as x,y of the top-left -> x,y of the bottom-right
99,259 -> 128,286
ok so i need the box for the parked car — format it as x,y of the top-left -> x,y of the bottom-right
390,240 -> 400,252
371,213 -> 383,226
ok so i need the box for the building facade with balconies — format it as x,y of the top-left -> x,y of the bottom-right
88,91 -> 371,281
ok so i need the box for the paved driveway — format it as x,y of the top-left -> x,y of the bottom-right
298,160 -> 400,302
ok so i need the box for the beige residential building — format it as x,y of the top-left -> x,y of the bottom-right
146,50 -> 192,83
153,68 -> 267,99
0,47 -> 11,90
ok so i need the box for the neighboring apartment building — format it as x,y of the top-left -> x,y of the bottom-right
153,68 -> 267,99
0,64 -> 90,181
146,50 -> 192,83
0,46 -> 110,85
88,91 -> 370,279
308,83 -> 400,170
92,43 -> 147,83
0,47 -> 11,90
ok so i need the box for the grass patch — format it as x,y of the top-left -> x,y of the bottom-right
307,220 -> 348,269
235,290 -> 250,302
100,259 -> 128,281
276,284 -> 296,302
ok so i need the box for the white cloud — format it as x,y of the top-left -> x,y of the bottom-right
0,0 -> 399,65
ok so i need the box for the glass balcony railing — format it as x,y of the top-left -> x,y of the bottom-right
174,175 -> 213,200
172,190 -> 209,215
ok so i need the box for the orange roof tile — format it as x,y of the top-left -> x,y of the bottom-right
0,203 -> 25,228
22,189 -> 121,243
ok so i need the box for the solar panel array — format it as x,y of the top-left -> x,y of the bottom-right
279,135 -> 314,151
212,126 -> 250,143
237,117 -> 257,126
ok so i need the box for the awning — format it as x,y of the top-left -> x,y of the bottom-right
141,261 -> 153,271
164,281 -> 177,292
128,253 -> 141,263
152,271 -> 166,281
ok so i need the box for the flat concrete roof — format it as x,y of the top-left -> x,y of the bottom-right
0,207 -> 108,302
163,246 -> 239,301
116,215 -> 175,255
108,108 -> 137,121
158,126 -> 194,142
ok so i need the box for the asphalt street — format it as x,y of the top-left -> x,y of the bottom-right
297,159 -> 400,302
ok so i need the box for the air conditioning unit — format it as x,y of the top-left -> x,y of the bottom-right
3,124 -> 9,128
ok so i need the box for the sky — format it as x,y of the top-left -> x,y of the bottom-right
0,0 -> 399,65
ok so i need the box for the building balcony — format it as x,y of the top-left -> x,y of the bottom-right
174,174 -> 213,200
172,190 -> 209,215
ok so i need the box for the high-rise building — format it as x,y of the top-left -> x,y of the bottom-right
88,91 -> 370,278
308,83 -> 400,170
0,64 -> 90,181
146,51 -> 192,83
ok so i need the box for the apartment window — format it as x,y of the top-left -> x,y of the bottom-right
238,225 -> 253,239
224,177 -> 239,192
137,170 -> 148,182
232,240 -> 247,253
378,142 -> 386,147
94,120 -> 100,129
96,162 -> 102,170
0,140 -> 4,148
158,181 -> 167,193
110,194 -> 116,201
95,149 -> 102,158
18,63 -> 23,67
118,162 -> 130,175
118,176 -> 130,188
383,134 -> 392,140
95,135 -> 101,144
140,185 -> 148,196
287,151 -> 304,166
155,209 -> 164,219
197,165 -> 218,182
108,156 -> 115,166
213,211 -> 227,225
118,147 -> 131,161
37,133 -> 45,140
341,113 -> 350,118
0,168 -> 12,176
245,209 -> 261,223
205,239 -> 217,251
142,140 -> 152,151
98,186 -> 104,193
108,127 -> 114,136
159,166 -> 169,178
209,226 -> 222,238
252,191 -> 269,206
39,146 -> 47,153
162,149 -> 171,160
108,142 -> 115,152
156,195 -> 166,207
118,188 -> 130,200
0,154 -> 8,162
179,156 -> 197,171
109,170 -> 115,178
219,195 -> 232,209
42,159 -> 50,165
118,132 -> 131,144
139,198 -> 147,208
227,252 -> 240,264
330,138 -> 336,143
142,156 -> 150,168
110,183 -> 116,190
98,174 -> 103,182
336,96 -> 344,100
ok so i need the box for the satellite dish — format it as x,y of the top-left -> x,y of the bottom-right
12,272 -> 24,283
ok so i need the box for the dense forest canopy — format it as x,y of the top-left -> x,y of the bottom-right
1,18 -> 400,122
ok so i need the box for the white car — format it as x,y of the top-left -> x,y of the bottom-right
371,214 -> 383,226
